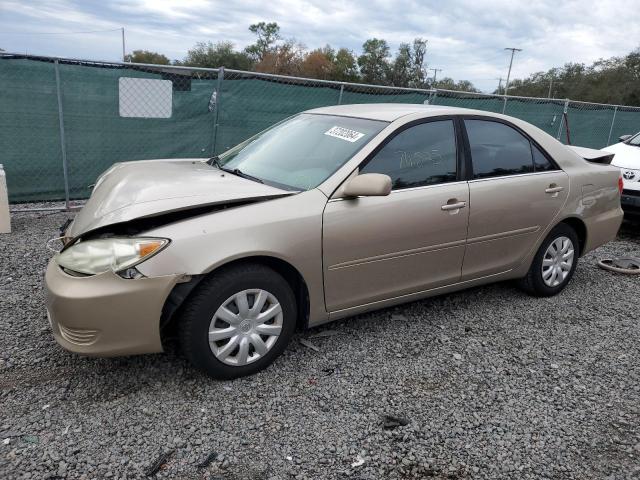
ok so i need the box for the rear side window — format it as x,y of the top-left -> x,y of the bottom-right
360,120 -> 457,189
465,120 -> 534,179
532,144 -> 555,171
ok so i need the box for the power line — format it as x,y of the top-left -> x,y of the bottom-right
0,28 -> 122,36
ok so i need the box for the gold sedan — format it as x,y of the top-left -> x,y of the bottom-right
46,104 -> 624,378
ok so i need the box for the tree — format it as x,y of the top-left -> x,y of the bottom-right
168,22 -> 480,94
434,77 -> 480,92
454,80 -> 480,92
358,38 -> 390,84
498,47 -> 640,105
245,22 -> 281,62
124,50 -> 170,65
332,48 -> 359,82
255,40 -> 305,76
385,38 -> 428,88
300,47 -> 334,79
410,38 -> 428,88
180,41 -> 252,70
388,42 -> 412,87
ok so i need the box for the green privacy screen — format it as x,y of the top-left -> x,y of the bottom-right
2,55 -> 640,202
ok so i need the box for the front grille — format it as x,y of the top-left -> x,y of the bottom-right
59,324 -> 99,345
623,189 -> 640,197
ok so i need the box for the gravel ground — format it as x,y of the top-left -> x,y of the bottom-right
1,210 -> 639,480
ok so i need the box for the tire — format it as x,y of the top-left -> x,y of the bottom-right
518,223 -> 580,297
178,264 -> 297,379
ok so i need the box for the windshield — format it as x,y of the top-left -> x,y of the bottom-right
628,132 -> 640,146
217,113 -> 388,190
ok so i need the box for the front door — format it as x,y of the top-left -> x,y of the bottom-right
322,119 -> 470,312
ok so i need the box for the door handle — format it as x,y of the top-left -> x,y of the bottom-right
545,185 -> 564,194
441,201 -> 467,211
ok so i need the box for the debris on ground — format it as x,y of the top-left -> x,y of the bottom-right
146,450 -> 174,476
598,257 -> 640,274
299,338 -> 320,352
382,414 -> 409,430
21,435 -> 39,444
308,330 -> 342,339
351,455 -> 365,467
196,451 -> 217,469
321,366 -> 340,376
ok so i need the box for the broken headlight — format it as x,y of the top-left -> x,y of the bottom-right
56,237 -> 169,275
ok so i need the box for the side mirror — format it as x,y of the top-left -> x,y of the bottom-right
342,173 -> 392,198
619,134 -> 632,142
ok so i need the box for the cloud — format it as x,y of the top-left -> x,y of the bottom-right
0,0 -> 638,92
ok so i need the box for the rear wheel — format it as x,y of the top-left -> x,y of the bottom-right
518,223 -> 579,297
178,264 -> 296,379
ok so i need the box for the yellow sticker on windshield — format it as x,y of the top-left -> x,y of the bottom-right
324,126 -> 366,142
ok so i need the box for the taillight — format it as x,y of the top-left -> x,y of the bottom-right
618,175 -> 624,194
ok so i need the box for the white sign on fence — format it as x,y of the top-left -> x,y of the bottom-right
118,77 -> 173,119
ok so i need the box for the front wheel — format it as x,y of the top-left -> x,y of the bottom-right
178,264 -> 297,379
518,223 -> 579,297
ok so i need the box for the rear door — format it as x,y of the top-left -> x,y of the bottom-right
461,118 -> 569,280
322,118 -> 470,311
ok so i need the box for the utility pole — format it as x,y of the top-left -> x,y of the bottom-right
548,76 -> 554,98
503,47 -> 522,97
121,27 -> 126,62
430,68 -> 442,87
496,77 -> 503,95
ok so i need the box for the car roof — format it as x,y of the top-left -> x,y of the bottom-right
306,103 -> 491,122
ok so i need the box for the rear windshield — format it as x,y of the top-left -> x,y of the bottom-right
217,113 -> 388,190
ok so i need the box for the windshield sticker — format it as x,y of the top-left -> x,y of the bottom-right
324,126 -> 366,143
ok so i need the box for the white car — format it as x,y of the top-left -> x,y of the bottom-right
603,133 -> 640,216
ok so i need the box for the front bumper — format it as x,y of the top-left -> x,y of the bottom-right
45,260 -> 181,357
621,189 -> 640,215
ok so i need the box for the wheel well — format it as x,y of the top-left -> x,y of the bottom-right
160,256 -> 310,342
561,217 -> 587,256
224,256 -> 310,330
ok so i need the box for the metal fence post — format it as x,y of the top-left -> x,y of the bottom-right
54,60 -> 71,210
211,66 -> 224,155
337,84 -> 344,105
556,99 -> 569,140
501,96 -> 508,114
607,106 -> 618,146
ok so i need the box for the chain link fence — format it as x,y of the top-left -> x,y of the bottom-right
2,53 -> 640,208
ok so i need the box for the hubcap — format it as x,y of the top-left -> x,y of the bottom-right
541,236 -> 574,287
208,289 -> 283,366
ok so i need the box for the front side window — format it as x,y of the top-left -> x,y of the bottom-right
359,120 -> 457,189
465,120 -> 534,179
218,113 -> 387,191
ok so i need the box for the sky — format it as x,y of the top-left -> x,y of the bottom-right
1,0 -> 639,92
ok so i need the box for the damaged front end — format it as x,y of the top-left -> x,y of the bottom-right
46,158 -> 299,352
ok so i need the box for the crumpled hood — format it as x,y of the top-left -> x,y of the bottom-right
69,158 -> 293,237
603,143 -> 640,170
